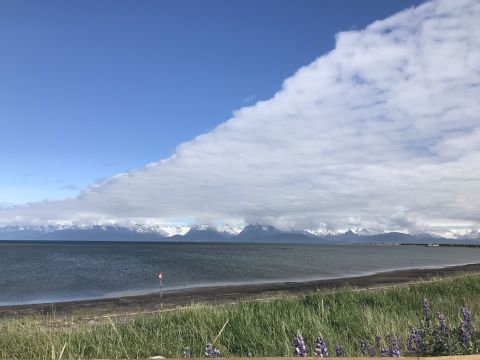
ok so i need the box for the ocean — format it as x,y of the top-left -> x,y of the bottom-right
0,241 -> 479,306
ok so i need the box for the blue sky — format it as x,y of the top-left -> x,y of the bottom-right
0,0 -> 425,205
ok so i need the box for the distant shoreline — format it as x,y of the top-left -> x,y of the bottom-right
1,240 -> 480,249
1,262 -> 480,319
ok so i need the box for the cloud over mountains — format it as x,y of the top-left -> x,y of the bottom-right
1,0 -> 479,233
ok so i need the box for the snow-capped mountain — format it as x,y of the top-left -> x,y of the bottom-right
432,229 -> 480,240
236,224 -> 281,240
304,227 -> 380,237
0,223 -> 479,243
217,225 -> 243,236
128,224 -> 190,236
304,229 -> 338,236
177,225 -> 225,242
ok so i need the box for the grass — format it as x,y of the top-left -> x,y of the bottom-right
1,273 -> 480,359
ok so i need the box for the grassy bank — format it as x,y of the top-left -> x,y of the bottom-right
1,274 -> 480,359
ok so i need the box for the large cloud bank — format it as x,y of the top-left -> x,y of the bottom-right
2,0 -> 480,233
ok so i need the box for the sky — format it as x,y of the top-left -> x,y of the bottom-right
1,0 -> 479,234
0,0 -> 424,205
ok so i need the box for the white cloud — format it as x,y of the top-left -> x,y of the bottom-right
1,0 -> 480,233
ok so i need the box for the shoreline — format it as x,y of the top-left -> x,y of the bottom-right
2,262 -> 480,319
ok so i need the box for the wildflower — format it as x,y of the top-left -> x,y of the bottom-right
360,339 -> 369,356
294,334 -> 308,357
380,336 -> 401,357
373,336 -> 381,356
360,339 -> 375,357
459,307 -> 473,345
407,327 -> 423,356
334,344 -> 344,357
204,344 -> 221,358
460,321 -> 470,344
314,336 -> 329,357
380,348 -> 390,357
423,298 -> 431,325
462,307 -> 472,327
388,336 -> 401,357
182,347 -> 192,358
437,313 -> 448,334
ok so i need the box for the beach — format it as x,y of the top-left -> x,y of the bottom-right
2,262 -> 480,320
2,266 -> 480,358
3,241 -> 480,308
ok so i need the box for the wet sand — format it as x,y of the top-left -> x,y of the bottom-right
1,263 -> 480,319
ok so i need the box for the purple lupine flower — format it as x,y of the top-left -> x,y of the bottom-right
460,307 -> 473,345
294,334 -> 308,357
204,344 -> 221,358
314,336 -> 329,357
460,321 -> 470,344
385,336 -> 401,357
360,340 -> 376,357
423,298 -> 431,325
379,336 -> 399,357
360,339 -> 375,357
396,336 -> 402,349
182,347 -> 192,358
437,313 -> 448,334
372,336 -> 381,356
334,345 -> 344,357
360,340 -> 369,356
462,307 -> 472,327
380,348 -> 390,357
407,327 -> 423,356
391,342 -> 401,357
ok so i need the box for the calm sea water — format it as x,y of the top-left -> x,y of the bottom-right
0,242 -> 479,306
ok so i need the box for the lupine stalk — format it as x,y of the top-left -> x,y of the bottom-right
380,337 -> 401,358
314,336 -> 329,357
407,327 -> 423,356
380,348 -> 390,357
334,345 -> 344,357
460,307 -> 473,345
182,347 -> 192,358
294,334 -> 308,357
462,307 -> 472,327
360,339 -> 369,356
204,344 -> 221,358
386,336 -> 401,357
460,321 -> 470,345
423,298 -> 431,326
360,339 -> 376,357
437,313 -> 448,334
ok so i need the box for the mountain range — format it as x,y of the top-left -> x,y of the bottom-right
0,224 -> 479,244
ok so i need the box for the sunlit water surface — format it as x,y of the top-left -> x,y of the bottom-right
1,242 -> 479,305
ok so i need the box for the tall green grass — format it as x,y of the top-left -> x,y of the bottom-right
1,274 -> 480,359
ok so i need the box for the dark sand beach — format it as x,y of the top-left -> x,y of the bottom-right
1,263 -> 480,320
